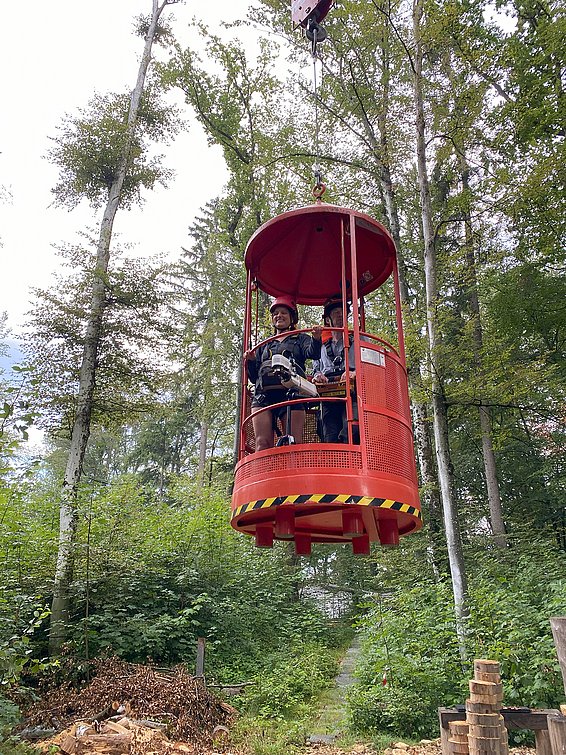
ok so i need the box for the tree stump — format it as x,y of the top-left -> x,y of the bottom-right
449,720 -> 470,755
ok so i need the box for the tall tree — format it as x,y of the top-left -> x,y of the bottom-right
47,0 -> 180,655
170,200 -> 245,484
412,0 -> 468,654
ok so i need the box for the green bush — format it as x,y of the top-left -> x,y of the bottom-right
348,536 -> 566,739
348,580 -> 463,737
240,641 -> 340,720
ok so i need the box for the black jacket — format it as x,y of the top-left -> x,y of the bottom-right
248,332 -> 321,387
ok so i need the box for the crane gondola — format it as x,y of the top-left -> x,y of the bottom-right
230,204 -> 422,556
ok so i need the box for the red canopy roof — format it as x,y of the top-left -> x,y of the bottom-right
244,204 -> 396,305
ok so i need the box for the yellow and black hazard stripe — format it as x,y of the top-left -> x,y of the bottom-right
231,494 -> 421,520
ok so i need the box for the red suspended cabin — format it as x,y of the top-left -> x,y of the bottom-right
230,203 -> 421,555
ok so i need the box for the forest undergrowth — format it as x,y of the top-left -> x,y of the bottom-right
1,490 -> 564,755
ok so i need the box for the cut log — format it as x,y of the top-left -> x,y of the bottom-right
18,726 -> 58,741
469,694 -> 503,706
500,726 -> 509,755
469,725 -> 503,738
467,714 -> 502,726
547,713 -> 566,755
467,735 -> 502,753
470,680 -> 503,697
128,718 -> 168,731
76,733 -> 131,755
449,740 -> 470,754
475,672 -> 502,683
466,699 -> 501,714
450,721 -> 470,735
535,728 -> 553,755
474,661 -> 501,676
59,733 -> 78,755
101,720 -> 130,735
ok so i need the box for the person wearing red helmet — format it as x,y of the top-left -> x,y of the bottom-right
247,297 -> 322,451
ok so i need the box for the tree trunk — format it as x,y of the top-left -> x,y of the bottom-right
412,0 -> 468,658
197,420 -> 208,484
351,30 -> 443,548
457,149 -> 507,547
49,0 -> 174,656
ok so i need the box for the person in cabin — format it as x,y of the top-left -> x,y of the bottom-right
247,296 -> 322,451
312,296 -> 360,444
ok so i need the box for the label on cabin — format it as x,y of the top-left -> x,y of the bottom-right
361,346 -> 385,367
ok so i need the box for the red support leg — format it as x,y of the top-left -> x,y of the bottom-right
255,524 -> 274,548
295,534 -> 312,555
378,518 -> 399,547
274,506 -> 295,540
342,508 -> 364,537
352,534 -> 370,555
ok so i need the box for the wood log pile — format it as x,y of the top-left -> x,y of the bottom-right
34,715 -> 217,754
447,660 -> 509,755
20,657 -> 236,754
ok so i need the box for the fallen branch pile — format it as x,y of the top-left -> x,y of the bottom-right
21,657 -> 236,753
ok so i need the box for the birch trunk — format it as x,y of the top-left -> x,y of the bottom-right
412,0 -> 469,657
49,0 -> 175,656
351,34 -> 443,543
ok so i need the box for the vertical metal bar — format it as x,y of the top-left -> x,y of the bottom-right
340,217 -> 352,443
254,283 -> 259,344
239,272 -> 253,460
349,213 -> 362,451
392,253 -> 407,364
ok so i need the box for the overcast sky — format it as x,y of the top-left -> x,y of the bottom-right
0,0 -> 265,334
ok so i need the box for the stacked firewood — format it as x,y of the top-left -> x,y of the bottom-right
447,660 -> 508,755
36,716 -> 196,754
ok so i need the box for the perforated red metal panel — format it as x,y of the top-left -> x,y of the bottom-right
235,448 -> 362,485
363,412 -> 417,480
385,355 -> 411,418
359,361 -> 386,407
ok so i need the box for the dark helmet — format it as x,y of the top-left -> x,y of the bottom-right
323,296 -> 350,321
270,295 -> 298,324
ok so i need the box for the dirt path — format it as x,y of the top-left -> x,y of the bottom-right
307,635 -> 361,744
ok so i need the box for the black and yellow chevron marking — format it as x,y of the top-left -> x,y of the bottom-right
232,494 -> 421,520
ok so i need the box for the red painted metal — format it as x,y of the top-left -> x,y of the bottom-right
232,204 -> 421,554
291,0 -> 333,27
255,524 -> 274,548
352,535 -> 370,556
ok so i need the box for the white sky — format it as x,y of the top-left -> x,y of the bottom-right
0,0 -> 264,333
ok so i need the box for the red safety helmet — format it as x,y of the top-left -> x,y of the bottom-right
270,296 -> 298,324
